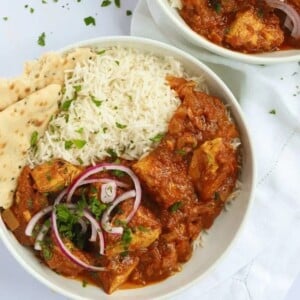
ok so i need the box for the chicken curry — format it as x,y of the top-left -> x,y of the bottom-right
178,0 -> 300,53
3,77 -> 241,294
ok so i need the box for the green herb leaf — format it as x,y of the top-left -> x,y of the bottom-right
30,131 -> 39,147
114,0 -> 121,8
73,139 -> 87,149
169,201 -> 183,213
82,280 -> 88,288
137,225 -> 149,232
30,7 -> 34,13
116,122 -> 127,129
101,0 -> 111,7
75,127 -> 84,134
106,148 -> 118,160
3,17 -> 8,21
76,157 -> 84,165
60,99 -> 73,111
88,197 -> 107,220
150,133 -> 164,143
122,228 -> 132,246
115,60 -> 120,66
73,85 -> 82,92
96,49 -> 106,55
64,140 -> 73,150
175,149 -> 186,156
90,95 -> 102,107
269,109 -> 276,115
84,16 -> 96,26
37,32 -> 46,46
126,10 -> 132,16
112,169 -> 125,178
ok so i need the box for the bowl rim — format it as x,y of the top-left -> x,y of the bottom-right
0,35 -> 256,300
147,0 -> 300,65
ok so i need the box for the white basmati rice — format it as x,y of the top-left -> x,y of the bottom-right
30,47 -> 207,166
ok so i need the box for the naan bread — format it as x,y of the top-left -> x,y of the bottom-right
0,48 -> 95,111
0,84 -> 62,208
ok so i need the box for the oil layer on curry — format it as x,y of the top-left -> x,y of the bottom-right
3,77 -> 241,294
176,0 -> 300,53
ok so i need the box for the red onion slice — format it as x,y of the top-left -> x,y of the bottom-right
101,190 -> 136,235
34,220 -> 51,251
101,181 -> 117,203
82,178 -> 129,188
265,0 -> 300,39
51,189 -> 105,271
66,163 -> 142,223
25,206 -> 53,236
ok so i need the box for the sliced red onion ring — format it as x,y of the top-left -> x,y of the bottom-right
101,181 -> 117,203
25,206 -> 53,236
265,0 -> 300,39
101,190 -> 136,235
284,15 -> 293,31
77,219 -> 88,235
51,189 -> 105,271
34,220 -> 51,251
82,178 -> 129,188
66,163 -> 141,223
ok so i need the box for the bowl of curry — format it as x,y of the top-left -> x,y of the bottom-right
147,0 -> 300,64
0,36 -> 255,299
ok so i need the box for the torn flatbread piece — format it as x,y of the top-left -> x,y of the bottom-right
0,84 -> 62,208
0,48 -> 95,111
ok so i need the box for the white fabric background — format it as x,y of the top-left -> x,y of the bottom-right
0,1 -> 299,299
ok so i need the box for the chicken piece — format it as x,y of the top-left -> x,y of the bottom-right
133,145 -> 197,209
31,159 -> 82,193
9,166 -> 48,246
130,241 -> 179,284
189,138 -> 238,202
99,255 -> 139,294
105,199 -> 161,257
43,233 -> 92,277
225,7 -> 284,52
167,76 -> 239,143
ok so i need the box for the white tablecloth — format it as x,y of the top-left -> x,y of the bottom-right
0,1 -> 299,299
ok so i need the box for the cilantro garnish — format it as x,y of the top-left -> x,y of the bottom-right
150,133 -> 164,143
101,0 -> 111,7
116,122 -> 127,129
84,16 -> 96,26
90,95 -> 103,107
169,201 -> 183,213
114,0 -> 121,8
126,10 -> 132,16
269,109 -> 276,115
88,197 -> 107,220
106,148 -> 118,160
37,32 -> 46,46
30,131 -> 39,147
121,227 -> 132,247
60,99 -> 73,111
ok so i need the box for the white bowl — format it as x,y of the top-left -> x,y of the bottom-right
0,36 -> 255,300
147,0 -> 300,65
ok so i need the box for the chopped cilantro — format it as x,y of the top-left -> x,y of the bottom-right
73,85 -> 82,92
169,201 -> 183,213
122,228 -> 132,247
112,169 -> 125,178
101,0 -> 111,7
103,127 -> 108,133
73,139 -> 87,149
42,0 -> 47,4
150,133 -> 164,143
90,95 -> 102,107
37,32 -> 46,46
30,7 -> 34,13
116,122 -> 127,129
269,109 -> 276,115
137,225 -> 149,232
175,149 -> 186,156
88,197 -> 107,220
114,0 -> 121,8
106,148 -> 118,160
76,157 -> 84,165
3,17 -> 8,21
64,140 -> 73,150
126,10 -> 132,16
84,16 -> 96,26
60,99 -> 73,111
30,131 -> 39,147
97,49 -> 106,55
75,127 -> 84,134
82,280 -> 88,288
115,60 -> 120,65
